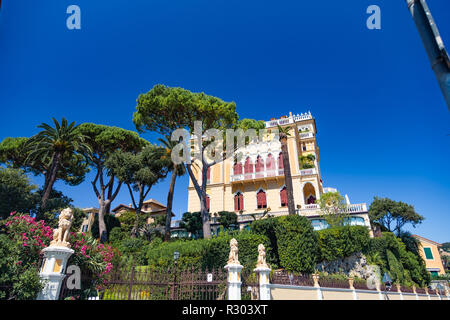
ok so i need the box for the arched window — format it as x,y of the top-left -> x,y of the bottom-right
255,156 -> 264,178
257,189 -> 267,209
234,192 -> 244,211
266,154 -> 275,176
244,157 -> 253,179
280,186 -> 287,207
303,183 -> 317,204
278,153 -> 284,175
233,161 -> 242,175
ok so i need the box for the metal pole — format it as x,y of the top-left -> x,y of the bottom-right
406,0 -> 450,110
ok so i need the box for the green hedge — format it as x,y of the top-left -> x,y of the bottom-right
317,225 -> 370,262
366,232 -> 431,287
146,231 -> 271,271
274,215 -> 319,273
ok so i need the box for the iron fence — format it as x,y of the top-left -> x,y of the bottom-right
271,270 -> 314,287
90,264 -> 228,300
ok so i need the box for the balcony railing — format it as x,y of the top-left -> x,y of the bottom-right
231,169 -> 284,182
303,204 -> 320,210
210,204 -> 367,225
299,132 -> 314,139
299,168 -> 317,176
265,112 -> 312,128
343,203 -> 368,213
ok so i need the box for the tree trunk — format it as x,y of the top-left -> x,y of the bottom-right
280,136 -> 296,215
200,163 -> 211,239
98,202 -> 108,243
130,206 -> 142,238
164,167 -> 178,242
92,166 -> 122,243
185,163 -> 211,239
40,152 -> 62,211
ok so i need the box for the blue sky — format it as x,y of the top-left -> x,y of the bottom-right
0,1 -> 449,243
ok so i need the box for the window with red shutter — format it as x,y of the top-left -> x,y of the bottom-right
234,192 -> 244,211
244,157 -> 253,179
206,195 -> 210,212
234,162 -> 242,175
280,186 -> 287,207
255,156 -> 264,178
266,154 -> 275,176
278,153 -> 284,175
257,190 -> 267,209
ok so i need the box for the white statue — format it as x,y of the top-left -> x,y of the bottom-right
50,208 -> 73,248
227,238 -> 240,265
256,244 -> 269,268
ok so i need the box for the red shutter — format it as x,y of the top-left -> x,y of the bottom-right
278,153 -> 284,169
257,191 -> 262,208
239,193 -> 244,211
245,158 -> 253,173
234,194 -> 239,211
280,187 -> 287,207
206,167 -> 211,180
234,162 -> 242,175
257,190 -> 267,208
206,195 -> 210,212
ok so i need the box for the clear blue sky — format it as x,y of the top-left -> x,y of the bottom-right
0,1 -> 449,243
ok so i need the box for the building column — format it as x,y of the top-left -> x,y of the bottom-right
36,246 -> 74,300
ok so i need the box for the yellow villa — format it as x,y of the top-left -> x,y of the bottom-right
412,234 -> 446,276
187,111 -> 372,234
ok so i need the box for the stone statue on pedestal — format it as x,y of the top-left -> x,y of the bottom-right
50,208 -> 73,248
256,244 -> 269,269
227,238 -> 240,265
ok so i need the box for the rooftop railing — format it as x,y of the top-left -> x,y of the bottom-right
265,112 -> 312,128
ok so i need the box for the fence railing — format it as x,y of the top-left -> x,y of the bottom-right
88,264 -> 228,300
271,270 -> 315,287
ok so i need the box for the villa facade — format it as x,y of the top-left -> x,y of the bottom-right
187,111 -> 372,234
412,234 -> 446,276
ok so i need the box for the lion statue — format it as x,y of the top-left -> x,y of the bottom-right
227,238 -> 240,265
50,207 -> 73,247
256,243 -> 268,268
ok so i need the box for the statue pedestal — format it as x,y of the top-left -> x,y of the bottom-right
254,267 -> 271,300
36,246 -> 74,300
225,264 -> 243,300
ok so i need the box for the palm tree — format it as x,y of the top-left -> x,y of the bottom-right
26,118 -> 91,211
277,125 -> 296,215
158,135 -> 186,241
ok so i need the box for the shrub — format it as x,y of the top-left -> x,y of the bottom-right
0,212 -> 119,300
274,215 -> 319,273
146,231 -> 271,271
0,234 -> 42,300
366,232 -> 430,287
317,226 -> 370,262
250,218 -> 280,268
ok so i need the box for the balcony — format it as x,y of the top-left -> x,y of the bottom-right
299,168 -> 317,176
231,169 -> 285,183
265,112 -> 312,128
299,132 -> 314,139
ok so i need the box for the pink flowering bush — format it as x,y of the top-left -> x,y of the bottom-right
69,231 -> 119,292
0,212 -> 119,300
